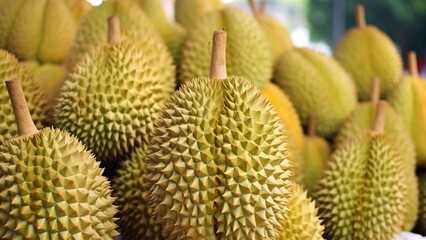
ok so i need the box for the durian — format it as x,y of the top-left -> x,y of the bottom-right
146,30 -> 292,240
67,0 -> 175,96
0,79 -> 118,239
175,0 -> 223,29
278,184 -> 325,240
302,116 -> 330,193
335,79 -> 418,231
134,0 -> 188,63
55,17 -> 173,162
249,0 -> 294,63
0,0 -> 76,63
273,47 -> 357,138
22,61 -> 68,115
62,0 -> 93,24
314,101 -> 406,239
113,146 -> 165,240
262,83 -> 304,181
179,7 -> 272,88
0,50 -> 47,142
334,5 -> 402,101
388,52 -> 426,167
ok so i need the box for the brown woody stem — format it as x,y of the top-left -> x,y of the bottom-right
372,100 -> 387,134
408,51 -> 419,78
371,77 -> 380,104
6,79 -> 38,137
108,15 -> 121,44
308,115 -> 317,137
249,0 -> 260,18
210,30 -> 227,80
356,5 -> 366,28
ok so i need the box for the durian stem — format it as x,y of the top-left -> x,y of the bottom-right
356,5 -> 366,28
408,51 -> 419,79
249,0 -> 260,18
210,30 -> 227,80
372,100 -> 387,135
5,79 -> 38,137
371,77 -> 380,104
308,115 -> 317,137
259,0 -> 267,14
108,15 -> 121,44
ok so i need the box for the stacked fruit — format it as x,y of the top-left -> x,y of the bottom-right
0,0 -> 424,239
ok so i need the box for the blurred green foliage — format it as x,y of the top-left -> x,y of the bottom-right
308,0 -> 426,58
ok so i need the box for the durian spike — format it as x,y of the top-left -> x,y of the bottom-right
259,0 -> 267,14
356,5 -> 366,28
371,77 -> 380,104
372,100 -> 387,135
308,115 -> 317,137
248,0 -> 261,18
408,51 -> 419,79
210,30 -> 227,80
5,79 -> 38,137
108,15 -> 121,44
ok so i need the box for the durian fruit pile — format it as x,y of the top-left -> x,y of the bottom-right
0,0 -> 426,239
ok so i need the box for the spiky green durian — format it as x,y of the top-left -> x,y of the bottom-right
249,0 -> 293,63
175,0 -> 223,29
273,47 -> 357,138
388,52 -> 426,167
0,50 -> 47,142
416,173 -> 426,235
335,101 -> 417,231
67,0 -> 175,94
0,79 -> 118,239
0,0 -> 76,63
113,146 -> 165,240
146,31 -> 292,240
278,184 -> 324,240
302,117 -> 330,193
55,17 -> 173,162
334,5 -> 402,101
314,103 -> 406,239
262,83 -> 303,181
179,7 -> 272,88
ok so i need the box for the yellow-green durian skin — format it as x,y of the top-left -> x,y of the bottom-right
262,83 -> 304,181
278,184 -> 325,240
388,76 -> 426,167
334,103 -> 418,231
135,0 -> 168,23
113,146 -> 165,240
146,77 -> 292,240
0,128 -> 119,239
302,136 -> 330,194
179,8 -> 272,88
175,0 -> 223,29
62,0 -> 93,24
257,15 -> 294,63
273,48 -> 357,138
334,26 -> 402,101
0,0 -> 76,63
416,173 -> 426,235
0,50 -> 47,142
68,0 -> 175,95
314,132 -> 406,239
55,42 -> 170,162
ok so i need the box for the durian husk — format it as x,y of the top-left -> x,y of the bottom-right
278,184 -> 325,240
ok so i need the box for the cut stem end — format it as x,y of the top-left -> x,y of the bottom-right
6,79 -> 38,137
210,30 -> 227,80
